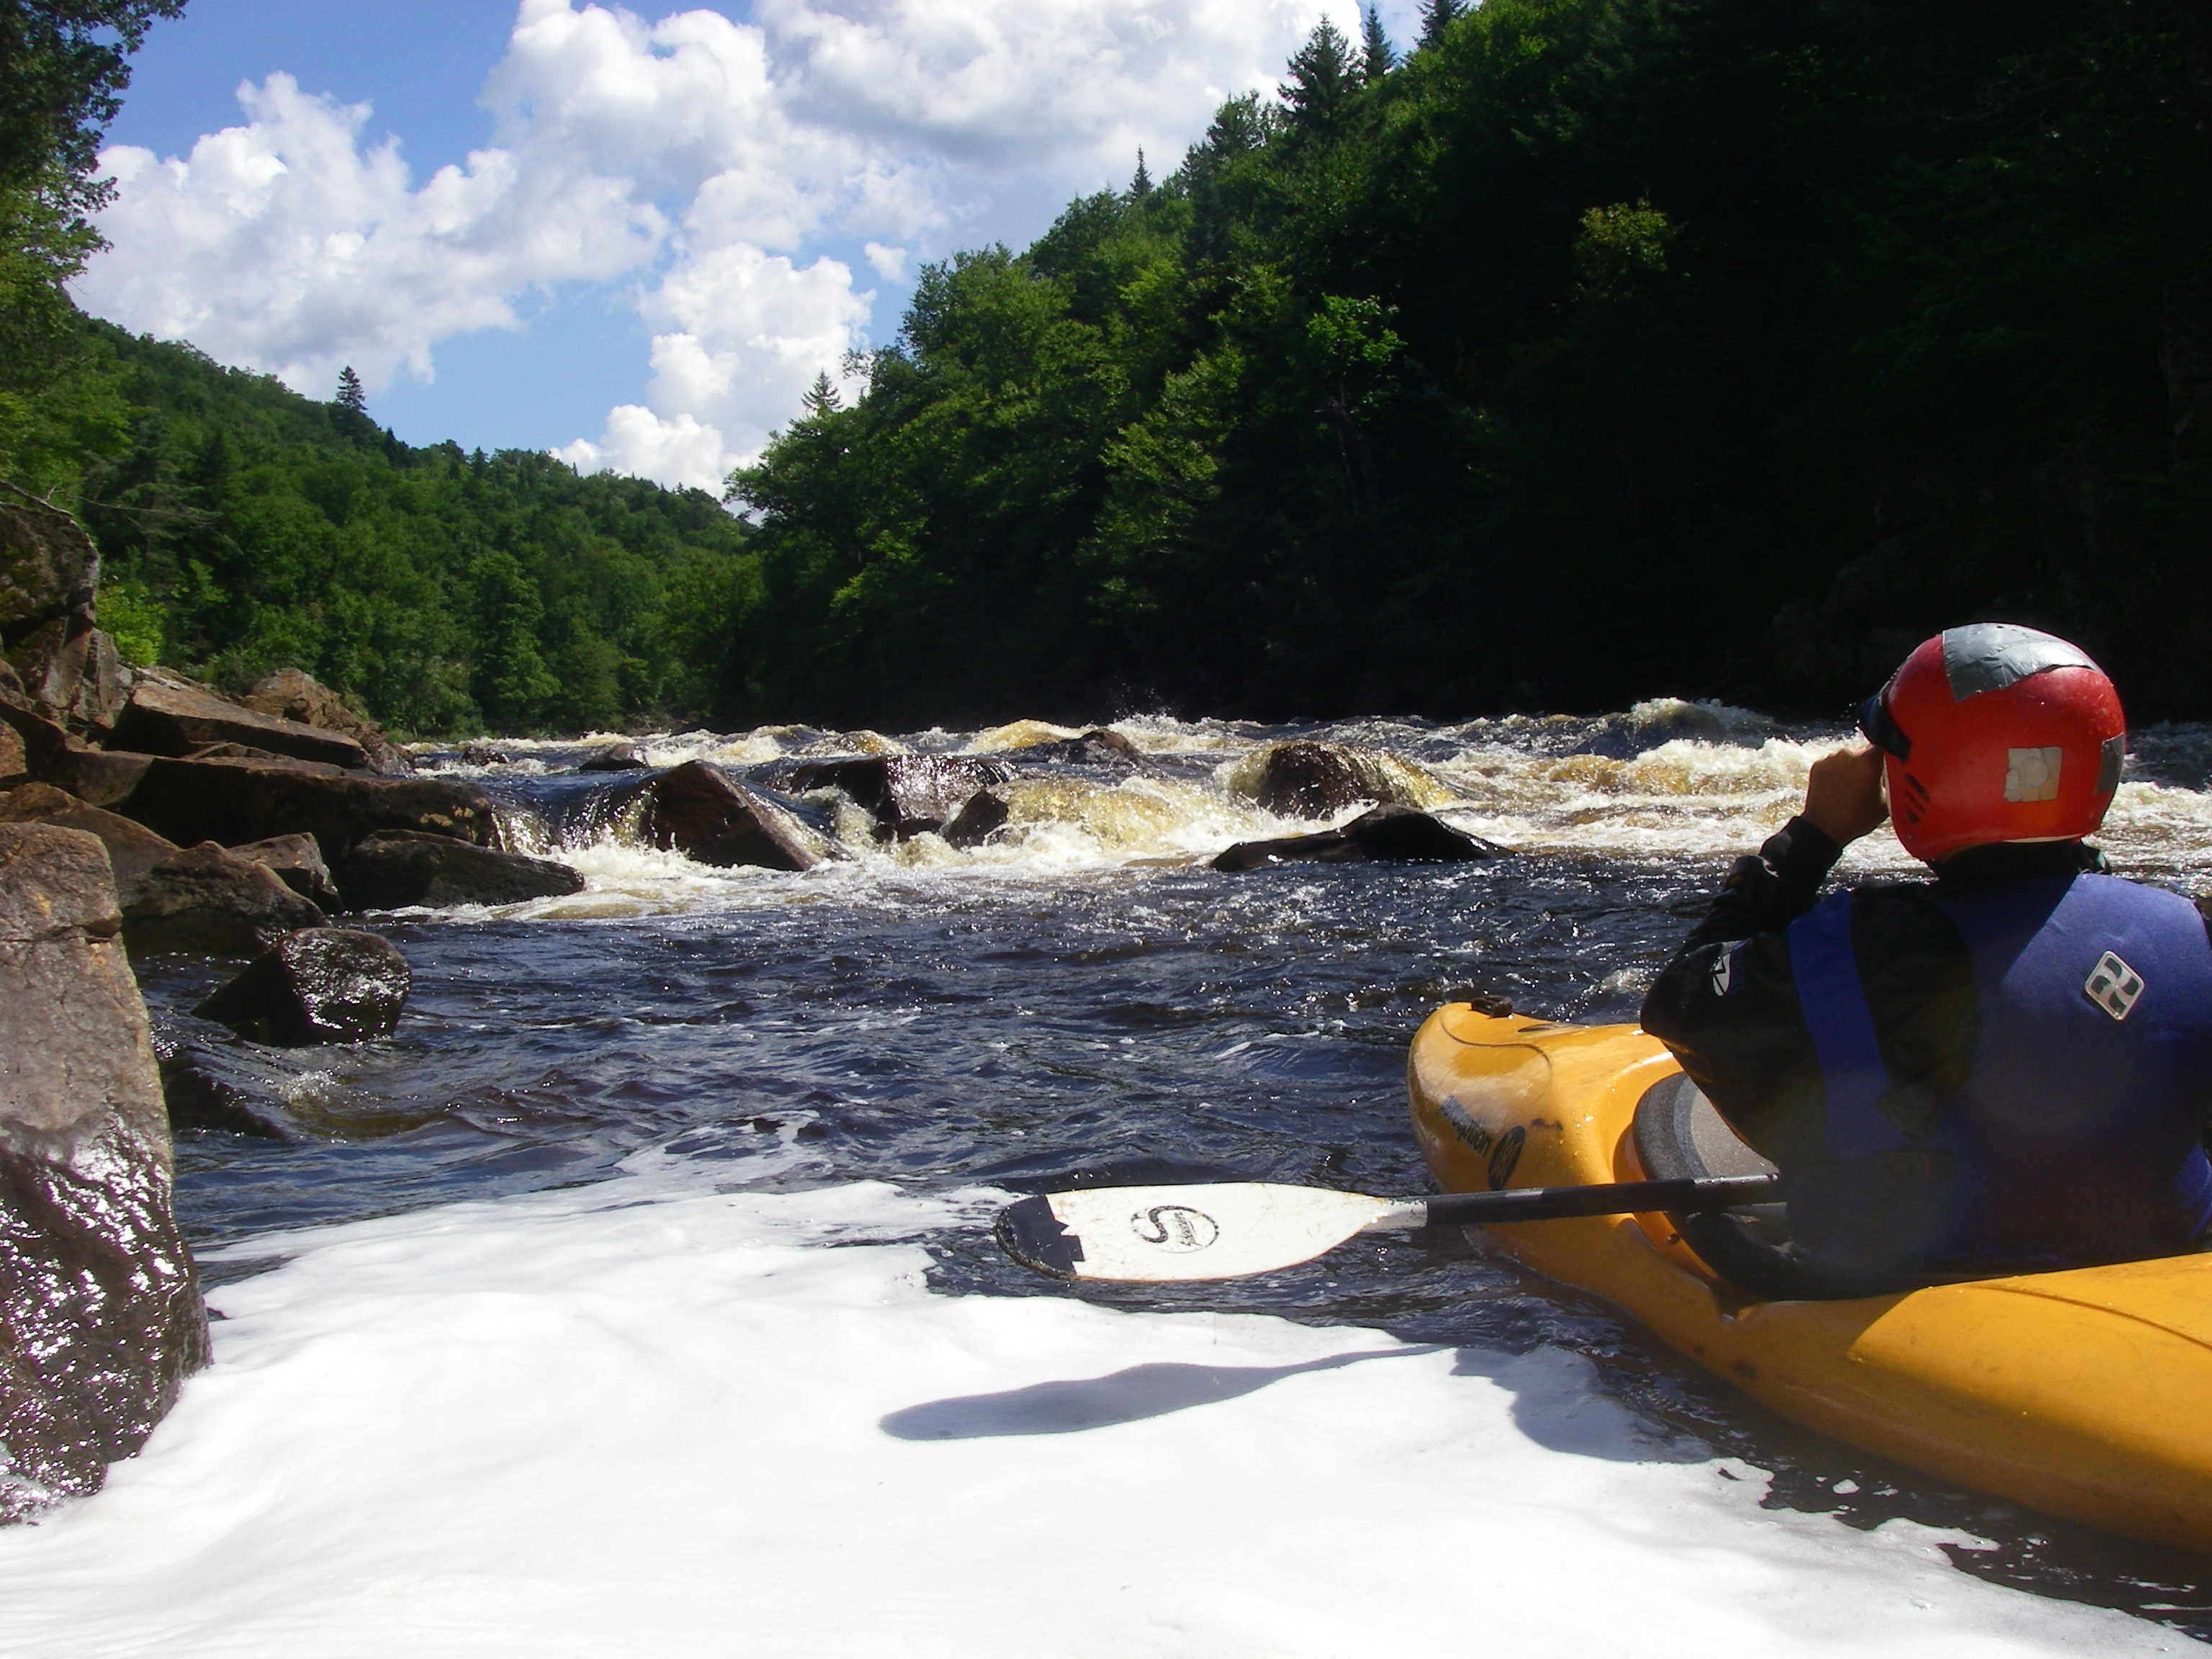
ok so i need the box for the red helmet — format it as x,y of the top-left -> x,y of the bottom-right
1858,623 -> 2125,863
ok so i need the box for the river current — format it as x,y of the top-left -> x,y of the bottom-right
136,703 -> 2212,1635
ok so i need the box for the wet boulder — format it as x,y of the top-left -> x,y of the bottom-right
943,789 -> 1012,848
118,754 -> 503,859
336,828 -> 585,909
606,760 -> 824,871
121,842 -> 327,956
1014,729 -> 1143,768
0,782 -> 181,902
228,832 -> 341,909
0,823 -> 210,1519
1228,740 -> 1424,820
772,754 -> 1014,840
577,742 -> 652,773
110,670 -> 369,770
240,667 -> 412,775
1211,805 -> 1509,871
194,927 -> 411,1046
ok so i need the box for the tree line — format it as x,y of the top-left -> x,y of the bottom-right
727,0 -> 2212,727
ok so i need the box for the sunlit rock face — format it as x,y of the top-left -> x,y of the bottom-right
0,482 -> 126,743
0,823 -> 209,1521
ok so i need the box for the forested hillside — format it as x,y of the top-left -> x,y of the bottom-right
12,1 -> 2212,734
729,0 -> 2212,727
73,325 -> 752,734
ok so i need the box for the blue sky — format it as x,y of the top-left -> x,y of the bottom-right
76,0 -> 1413,489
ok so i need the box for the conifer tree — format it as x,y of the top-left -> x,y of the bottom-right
801,370 -> 842,418
336,365 -> 367,415
1359,6 -> 1396,84
1130,148 -> 1153,199
1280,19 -> 1356,134
1416,0 -> 1464,50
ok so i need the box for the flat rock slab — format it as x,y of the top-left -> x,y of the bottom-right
336,829 -> 585,909
0,823 -> 209,1518
112,675 -> 368,770
1211,806 -> 1510,871
240,668 -> 412,775
121,842 -> 328,957
194,927 -> 411,1046
121,755 -> 503,858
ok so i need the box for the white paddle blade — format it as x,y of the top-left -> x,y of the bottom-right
995,1183 -> 1409,1282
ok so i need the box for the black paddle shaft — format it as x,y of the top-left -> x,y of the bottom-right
1422,1172 -> 1783,1227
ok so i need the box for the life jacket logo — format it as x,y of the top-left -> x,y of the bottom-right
2084,951 -> 2144,1021
1709,943 -> 1740,997
1130,1205 -> 1219,1253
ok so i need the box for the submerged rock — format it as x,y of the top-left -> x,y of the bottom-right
336,829 -> 585,909
771,754 -> 1013,840
1211,805 -> 1509,871
194,927 -> 411,1046
120,841 -> 327,956
577,742 -> 652,773
607,760 -> 824,871
0,823 -> 209,1520
1012,729 -> 1143,768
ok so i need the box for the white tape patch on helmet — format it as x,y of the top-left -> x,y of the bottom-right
2004,745 -> 2062,803
2084,950 -> 2144,1021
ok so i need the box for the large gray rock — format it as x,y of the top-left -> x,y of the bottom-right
194,927 -> 410,1046
606,760 -> 824,870
240,668 -> 411,775
335,829 -> 585,909
0,783 -> 181,902
121,842 -> 328,957
111,672 -> 369,770
119,754 -> 503,859
0,823 -> 209,1519
1210,805 -> 1510,871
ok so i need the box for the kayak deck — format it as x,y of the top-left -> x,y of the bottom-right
1406,1004 -> 2212,1552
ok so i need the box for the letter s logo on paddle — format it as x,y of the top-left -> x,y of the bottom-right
1130,1205 -> 1220,1253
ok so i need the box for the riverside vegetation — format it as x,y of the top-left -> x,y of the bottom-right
12,2 -> 2212,737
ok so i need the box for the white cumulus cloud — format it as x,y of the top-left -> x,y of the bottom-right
75,0 -> 1377,487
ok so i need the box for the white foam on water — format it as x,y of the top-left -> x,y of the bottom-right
0,1165 -> 2188,1659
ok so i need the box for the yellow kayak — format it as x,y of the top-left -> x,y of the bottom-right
1406,1002 -> 2212,1552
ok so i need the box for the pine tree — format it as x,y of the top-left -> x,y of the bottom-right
1416,0 -> 1465,51
1130,148 -> 1153,199
801,370 -> 842,418
1360,6 -> 1397,84
1280,19 -> 1357,135
336,365 -> 367,415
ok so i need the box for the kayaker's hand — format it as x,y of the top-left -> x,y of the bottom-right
1803,745 -> 1888,846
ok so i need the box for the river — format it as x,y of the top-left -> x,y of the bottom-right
4,703 -> 2209,1655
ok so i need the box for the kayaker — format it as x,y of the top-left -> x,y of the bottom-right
1640,622 -> 2212,1292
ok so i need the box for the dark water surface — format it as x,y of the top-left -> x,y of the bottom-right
137,710 -> 2212,1636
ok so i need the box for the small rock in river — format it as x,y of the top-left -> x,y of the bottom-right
194,927 -> 412,1046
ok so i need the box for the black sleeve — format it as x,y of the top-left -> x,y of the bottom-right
1638,817 -> 1843,1165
